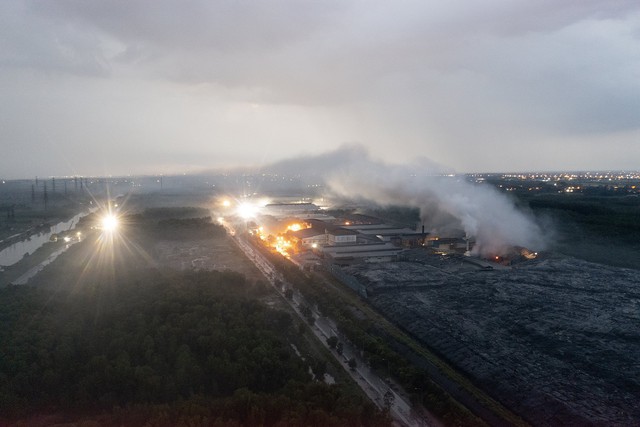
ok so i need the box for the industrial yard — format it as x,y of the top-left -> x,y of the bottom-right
186,189 -> 640,426
344,252 -> 640,426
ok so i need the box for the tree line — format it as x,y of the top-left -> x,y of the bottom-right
0,267 -> 387,426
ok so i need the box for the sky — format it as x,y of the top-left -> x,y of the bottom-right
1,0 -> 639,179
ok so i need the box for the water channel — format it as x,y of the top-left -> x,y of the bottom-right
0,209 -> 95,268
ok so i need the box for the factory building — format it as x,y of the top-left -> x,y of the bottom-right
289,227 -> 328,249
427,237 -> 470,254
320,242 -> 403,265
289,225 -> 358,248
262,202 -> 319,218
335,213 -> 382,225
327,228 -> 358,245
342,224 -> 426,247
285,218 -> 419,264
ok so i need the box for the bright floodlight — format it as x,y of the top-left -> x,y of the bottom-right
237,202 -> 257,219
101,214 -> 119,232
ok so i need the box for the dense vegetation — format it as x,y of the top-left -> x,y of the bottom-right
79,209 -> 227,242
521,194 -> 640,268
0,248 -> 386,426
139,216 -> 226,240
526,195 -> 640,241
137,206 -> 212,221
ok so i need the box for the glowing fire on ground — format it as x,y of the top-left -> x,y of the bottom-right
520,247 -> 538,260
287,223 -> 303,232
274,235 -> 293,257
251,221 -> 311,258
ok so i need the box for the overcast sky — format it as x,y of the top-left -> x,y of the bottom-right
1,1 -> 639,178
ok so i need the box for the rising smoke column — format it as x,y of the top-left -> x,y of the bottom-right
318,147 -> 547,256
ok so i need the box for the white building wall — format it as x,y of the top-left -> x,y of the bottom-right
328,234 -> 357,245
301,234 -> 327,248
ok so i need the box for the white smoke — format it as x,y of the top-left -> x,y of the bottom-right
263,145 -> 548,256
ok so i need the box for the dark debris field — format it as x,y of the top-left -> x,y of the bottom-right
345,252 -> 640,426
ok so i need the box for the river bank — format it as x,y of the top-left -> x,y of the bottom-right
0,209 -> 97,287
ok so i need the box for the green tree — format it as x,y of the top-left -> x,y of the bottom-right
348,358 -> 357,371
300,304 -> 314,325
284,288 -> 294,300
326,336 -> 338,349
383,389 -> 395,410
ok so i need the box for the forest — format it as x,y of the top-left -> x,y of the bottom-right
0,214 -> 387,426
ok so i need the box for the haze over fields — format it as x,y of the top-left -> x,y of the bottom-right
2,1 -> 640,178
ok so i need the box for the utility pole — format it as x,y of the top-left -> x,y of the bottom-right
43,182 -> 48,210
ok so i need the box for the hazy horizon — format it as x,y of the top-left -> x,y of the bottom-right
3,146 -> 639,182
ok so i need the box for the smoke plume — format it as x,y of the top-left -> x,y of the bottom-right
265,145 -> 548,256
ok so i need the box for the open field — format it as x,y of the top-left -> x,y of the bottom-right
153,237 -> 263,282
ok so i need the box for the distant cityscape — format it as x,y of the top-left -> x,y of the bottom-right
469,171 -> 640,195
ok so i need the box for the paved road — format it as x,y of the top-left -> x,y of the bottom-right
225,224 -> 439,427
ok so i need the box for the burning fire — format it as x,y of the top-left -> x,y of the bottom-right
274,235 -> 293,257
520,248 -> 538,260
251,220 -> 312,258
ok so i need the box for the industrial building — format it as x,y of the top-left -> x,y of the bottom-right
288,227 -> 328,249
262,202 -> 319,218
283,218 -> 411,264
320,242 -> 403,265
342,224 -> 425,247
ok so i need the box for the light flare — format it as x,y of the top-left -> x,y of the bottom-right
101,214 -> 119,232
237,202 -> 258,219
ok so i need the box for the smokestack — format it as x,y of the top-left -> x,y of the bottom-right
421,224 -> 425,234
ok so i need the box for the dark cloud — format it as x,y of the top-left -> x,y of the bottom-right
0,3 -> 109,76
0,1 -> 639,178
